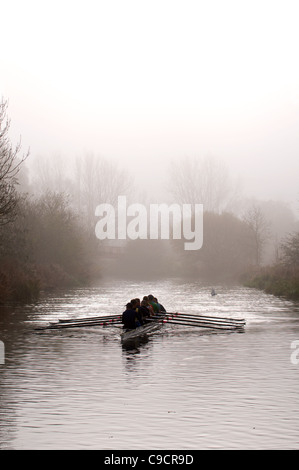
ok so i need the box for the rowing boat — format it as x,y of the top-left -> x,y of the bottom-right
120,321 -> 162,344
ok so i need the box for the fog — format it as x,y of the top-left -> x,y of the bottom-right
1,1 -> 299,288
1,0 -> 298,209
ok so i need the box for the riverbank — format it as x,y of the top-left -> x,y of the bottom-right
0,261 -> 93,304
243,265 -> 299,301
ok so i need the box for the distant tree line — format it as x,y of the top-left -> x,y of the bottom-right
1,99 -> 298,302
165,157 -> 297,286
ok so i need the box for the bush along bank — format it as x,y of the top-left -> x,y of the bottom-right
243,265 -> 299,301
0,261 -> 90,304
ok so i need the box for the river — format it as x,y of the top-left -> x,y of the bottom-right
0,279 -> 299,449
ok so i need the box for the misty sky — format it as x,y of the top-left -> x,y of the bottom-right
1,0 -> 299,208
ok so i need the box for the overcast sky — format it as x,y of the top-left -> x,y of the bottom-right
1,0 -> 299,208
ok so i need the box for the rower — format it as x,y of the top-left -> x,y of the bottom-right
154,297 -> 166,313
148,294 -> 160,313
139,299 -> 151,322
133,297 -> 150,323
142,296 -> 154,315
122,302 -> 143,329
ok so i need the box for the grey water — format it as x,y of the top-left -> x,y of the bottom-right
1,279 -> 299,450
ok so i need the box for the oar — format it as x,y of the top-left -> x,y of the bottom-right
165,312 -> 245,323
148,317 -> 244,331
58,314 -> 121,323
165,311 -> 245,322
163,319 -> 244,330
154,313 -> 245,327
36,318 -> 123,330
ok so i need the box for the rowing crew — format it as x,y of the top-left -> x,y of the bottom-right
122,294 -> 166,330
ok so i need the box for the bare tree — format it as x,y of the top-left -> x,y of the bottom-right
0,98 -> 29,225
243,204 -> 271,266
30,153 -> 73,196
74,153 -> 131,232
168,155 -> 238,213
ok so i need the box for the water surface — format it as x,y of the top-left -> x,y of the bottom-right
1,279 -> 299,449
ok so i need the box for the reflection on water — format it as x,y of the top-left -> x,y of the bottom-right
1,280 -> 299,449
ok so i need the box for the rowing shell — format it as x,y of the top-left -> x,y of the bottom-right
121,321 -> 161,343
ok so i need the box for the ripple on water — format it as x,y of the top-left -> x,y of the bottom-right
1,280 -> 299,449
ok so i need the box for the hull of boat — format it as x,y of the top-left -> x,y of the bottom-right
121,321 -> 161,343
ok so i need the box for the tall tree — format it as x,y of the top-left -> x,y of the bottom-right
0,98 -> 28,225
171,211 -> 256,280
168,155 -> 239,213
243,204 -> 271,266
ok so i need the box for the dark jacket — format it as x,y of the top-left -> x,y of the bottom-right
138,305 -> 150,320
157,303 -> 166,312
122,308 -> 142,329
